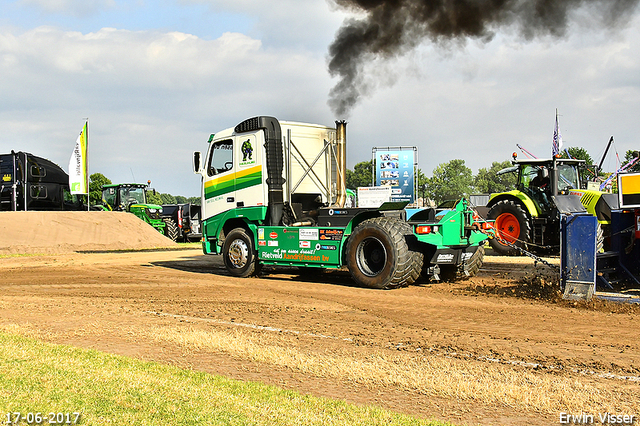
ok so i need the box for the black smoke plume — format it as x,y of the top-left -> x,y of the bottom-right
327,0 -> 640,117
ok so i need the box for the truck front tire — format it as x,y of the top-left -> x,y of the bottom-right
222,228 -> 259,277
346,217 -> 422,289
487,200 -> 531,256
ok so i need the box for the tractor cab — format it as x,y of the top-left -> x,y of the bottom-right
487,157 -> 589,255
100,183 -> 166,235
102,183 -> 150,211
508,158 -> 584,216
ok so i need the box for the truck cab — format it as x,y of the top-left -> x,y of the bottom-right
193,116 -> 490,289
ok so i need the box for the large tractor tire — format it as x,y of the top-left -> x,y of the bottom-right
163,218 -> 179,242
222,228 -> 259,278
346,217 -> 423,289
438,245 -> 485,282
487,200 -> 531,256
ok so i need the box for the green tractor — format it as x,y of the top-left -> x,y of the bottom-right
486,155 -> 618,255
100,183 -> 177,239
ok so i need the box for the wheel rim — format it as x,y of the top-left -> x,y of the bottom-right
228,238 -> 249,269
355,236 -> 387,277
495,212 -> 520,243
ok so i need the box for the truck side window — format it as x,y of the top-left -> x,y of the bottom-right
207,140 -> 233,177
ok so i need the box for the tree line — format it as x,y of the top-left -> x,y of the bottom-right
86,173 -> 199,206
346,148 -> 640,205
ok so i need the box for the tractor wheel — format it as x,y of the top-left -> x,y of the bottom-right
487,200 -> 531,256
346,217 -> 423,289
163,218 -> 179,242
222,228 -> 259,278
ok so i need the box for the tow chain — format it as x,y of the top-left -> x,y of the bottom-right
472,222 -> 560,272
497,238 -> 560,272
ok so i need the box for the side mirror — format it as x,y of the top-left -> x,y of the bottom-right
193,151 -> 202,174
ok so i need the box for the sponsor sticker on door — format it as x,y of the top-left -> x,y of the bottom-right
319,229 -> 343,241
299,229 -> 318,240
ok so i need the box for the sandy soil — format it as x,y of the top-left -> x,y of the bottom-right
0,211 -> 176,255
1,248 -> 639,426
0,211 -> 638,425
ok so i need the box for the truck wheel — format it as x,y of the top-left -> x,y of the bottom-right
346,217 -> 422,289
464,245 -> 485,278
163,218 -> 179,242
438,245 -> 485,282
487,200 -> 531,256
222,228 -> 258,278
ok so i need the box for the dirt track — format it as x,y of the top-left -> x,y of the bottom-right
1,248 -> 639,426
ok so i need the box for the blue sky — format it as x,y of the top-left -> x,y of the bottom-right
2,0 -> 640,197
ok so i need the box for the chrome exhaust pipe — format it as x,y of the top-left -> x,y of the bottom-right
335,120 -> 347,208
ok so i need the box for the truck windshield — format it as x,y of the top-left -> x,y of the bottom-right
557,164 -> 580,192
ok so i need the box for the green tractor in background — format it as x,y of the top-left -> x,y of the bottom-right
99,183 -> 178,240
486,155 -> 618,255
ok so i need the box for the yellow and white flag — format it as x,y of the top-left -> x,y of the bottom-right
69,121 -> 88,194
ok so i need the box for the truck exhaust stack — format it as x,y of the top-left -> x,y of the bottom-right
335,120 -> 347,208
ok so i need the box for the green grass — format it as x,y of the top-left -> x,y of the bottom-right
0,330 -> 448,426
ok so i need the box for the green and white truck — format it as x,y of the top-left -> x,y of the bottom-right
193,116 -> 489,289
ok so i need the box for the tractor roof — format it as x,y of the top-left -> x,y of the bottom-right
102,183 -> 148,189
512,158 -> 586,166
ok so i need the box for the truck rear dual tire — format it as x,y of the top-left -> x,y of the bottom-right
346,217 -> 423,290
222,228 -> 259,278
487,200 -> 531,256
438,245 -> 485,282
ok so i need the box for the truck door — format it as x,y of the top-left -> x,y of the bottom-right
234,134 -> 263,208
202,138 -> 236,220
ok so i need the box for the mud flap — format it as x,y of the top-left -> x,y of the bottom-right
430,246 -> 479,267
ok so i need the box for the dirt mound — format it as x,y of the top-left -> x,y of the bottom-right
0,211 -> 177,255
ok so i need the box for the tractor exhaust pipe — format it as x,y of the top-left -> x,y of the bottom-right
335,120 -> 347,208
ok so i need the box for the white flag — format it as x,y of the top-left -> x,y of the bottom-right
69,121 -> 88,194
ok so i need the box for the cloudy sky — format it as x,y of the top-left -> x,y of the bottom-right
2,0 -> 639,197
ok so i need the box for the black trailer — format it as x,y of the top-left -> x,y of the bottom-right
0,151 -> 85,211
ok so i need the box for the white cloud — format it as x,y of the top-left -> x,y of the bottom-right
0,25 -> 333,196
16,0 -> 116,17
182,0 -> 348,50
1,2 -> 639,198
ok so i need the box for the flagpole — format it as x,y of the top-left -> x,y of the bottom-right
85,118 -> 89,211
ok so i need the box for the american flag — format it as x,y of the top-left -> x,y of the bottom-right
552,111 -> 562,157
